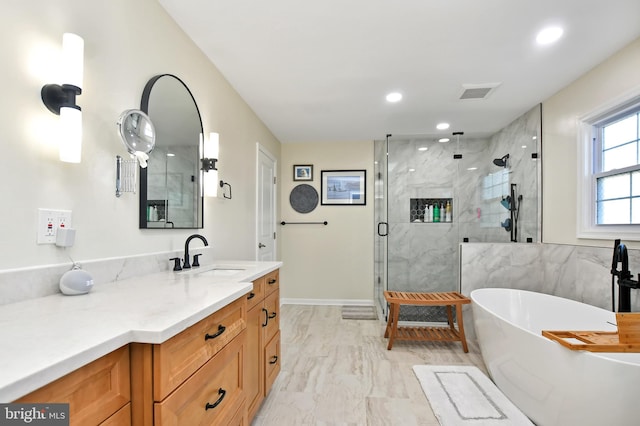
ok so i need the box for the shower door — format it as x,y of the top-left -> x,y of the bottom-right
374,138 -> 388,318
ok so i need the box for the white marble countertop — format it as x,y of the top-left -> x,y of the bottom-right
0,260 -> 282,402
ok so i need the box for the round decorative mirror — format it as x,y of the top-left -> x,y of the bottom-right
116,109 -> 155,167
290,184 -> 319,213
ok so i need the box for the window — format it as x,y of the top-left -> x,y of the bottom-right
577,91 -> 640,240
594,108 -> 640,224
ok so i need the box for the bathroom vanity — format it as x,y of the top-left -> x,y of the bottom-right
0,261 -> 282,425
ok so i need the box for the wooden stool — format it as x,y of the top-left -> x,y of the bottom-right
383,291 -> 471,352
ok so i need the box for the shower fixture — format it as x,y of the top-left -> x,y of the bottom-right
493,154 -> 509,168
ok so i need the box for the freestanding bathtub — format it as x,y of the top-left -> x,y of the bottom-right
471,288 -> 640,426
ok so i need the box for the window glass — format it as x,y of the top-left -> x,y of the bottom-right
597,174 -> 629,200
597,198 -> 630,224
603,143 -> 637,171
633,171 -> 640,197
603,114 -> 637,149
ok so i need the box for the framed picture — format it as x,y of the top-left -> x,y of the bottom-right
293,164 -> 313,181
321,170 -> 366,205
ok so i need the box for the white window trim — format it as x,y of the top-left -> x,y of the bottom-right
577,86 -> 640,240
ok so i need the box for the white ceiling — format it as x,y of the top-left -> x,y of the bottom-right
158,0 -> 640,143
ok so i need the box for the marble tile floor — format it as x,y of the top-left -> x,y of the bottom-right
252,304 -> 487,426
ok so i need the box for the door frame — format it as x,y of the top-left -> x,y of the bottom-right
255,143 -> 277,261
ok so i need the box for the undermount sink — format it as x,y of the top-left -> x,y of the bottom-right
197,268 -> 246,277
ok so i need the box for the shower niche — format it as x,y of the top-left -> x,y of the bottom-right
410,198 -> 453,223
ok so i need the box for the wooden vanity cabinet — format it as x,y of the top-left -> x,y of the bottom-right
131,295 -> 247,426
16,346 -> 131,426
245,269 -> 281,422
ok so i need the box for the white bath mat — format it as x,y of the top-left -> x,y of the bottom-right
412,365 -> 534,426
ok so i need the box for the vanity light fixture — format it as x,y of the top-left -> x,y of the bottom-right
202,132 -> 219,197
41,33 -> 84,163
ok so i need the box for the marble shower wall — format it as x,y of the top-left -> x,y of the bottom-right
460,242 -> 640,337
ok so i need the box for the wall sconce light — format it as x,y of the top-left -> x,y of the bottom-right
41,33 -> 84,163
202,132 -> 219,197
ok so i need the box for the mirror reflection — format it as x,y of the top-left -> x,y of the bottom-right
139,74 -> 203,229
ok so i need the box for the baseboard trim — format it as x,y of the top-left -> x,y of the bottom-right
281,298 -> 374,306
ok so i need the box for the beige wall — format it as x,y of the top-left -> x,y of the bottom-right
279,141 -> 374,302
542,37 -> 640,247
0,0 -> 280,270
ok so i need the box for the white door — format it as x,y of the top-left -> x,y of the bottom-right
256,144 -> 276,261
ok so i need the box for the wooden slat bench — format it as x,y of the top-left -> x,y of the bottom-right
383,291 -> 471,352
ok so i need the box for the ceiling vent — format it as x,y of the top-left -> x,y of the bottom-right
459,83 -> 501,100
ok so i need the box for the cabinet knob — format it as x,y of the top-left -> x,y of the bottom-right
269,355 -> 278,365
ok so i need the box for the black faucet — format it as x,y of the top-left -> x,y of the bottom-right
183,234 -> 209,269
611,239 -> 640,312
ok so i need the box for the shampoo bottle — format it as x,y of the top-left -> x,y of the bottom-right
425,205 -> 431,222
445,200 -> 452,222
433,203 -> 440,222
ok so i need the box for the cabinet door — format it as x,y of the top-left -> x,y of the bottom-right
17,346 -> 130,426
263,289 -> 280,344
245,303 -> 264,421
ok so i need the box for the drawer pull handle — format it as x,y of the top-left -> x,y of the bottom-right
247,292 -> 256,300
205,388 -> 226,410
268,311 -> 277,319
262,308 -> 268,327
268,278 -> 277,285
269,355 -> 278,365
204,325 -> 226,341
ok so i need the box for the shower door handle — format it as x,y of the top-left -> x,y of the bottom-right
377,222 -> 388,236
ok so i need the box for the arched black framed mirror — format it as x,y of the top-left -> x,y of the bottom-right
139,74 -> 204,229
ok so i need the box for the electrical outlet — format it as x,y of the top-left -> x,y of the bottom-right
37,209 -> 73,244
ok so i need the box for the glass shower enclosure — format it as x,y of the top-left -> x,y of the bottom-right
374,105 -> 541,321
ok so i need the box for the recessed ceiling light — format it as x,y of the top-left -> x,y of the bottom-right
386,92 -> 402,102
436,122 -> 450,130
408,168 -> 416,172
532,136 -> 537,140
438,138 -> 450,143
167,153 -> 175,157
522,145 -> 527,149
467,167 -> 477,171
418,147 -> 428,151
536,26 -> 563,45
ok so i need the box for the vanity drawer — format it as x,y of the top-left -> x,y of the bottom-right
16,346 -> 130,426
154,330 -> 245,426
264,270 -> 279,296
246,277 -> 265,311
153,296 -> 246,401
264,331 -> 281,395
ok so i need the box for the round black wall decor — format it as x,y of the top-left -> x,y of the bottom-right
289,184 -> 319,213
